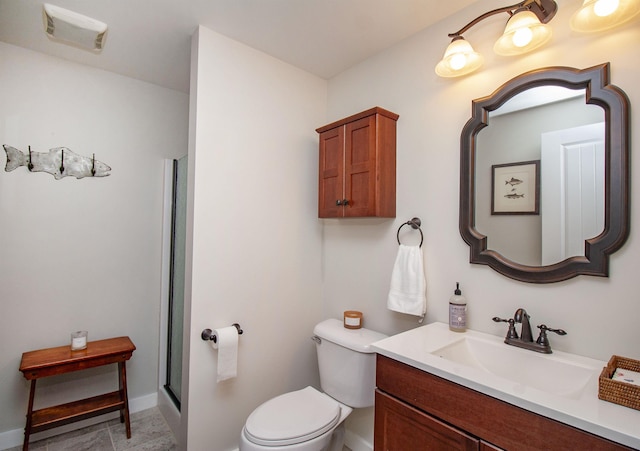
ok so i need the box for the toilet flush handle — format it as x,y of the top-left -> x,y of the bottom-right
311,335 -> 321,344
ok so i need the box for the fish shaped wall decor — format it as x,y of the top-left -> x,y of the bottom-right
3,145 -> 111,180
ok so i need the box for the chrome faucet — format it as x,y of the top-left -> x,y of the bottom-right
493,308 -> 566,354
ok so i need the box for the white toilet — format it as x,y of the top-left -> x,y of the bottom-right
240,318 -> 387,451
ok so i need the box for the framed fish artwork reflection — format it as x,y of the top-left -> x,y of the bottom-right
491,160 -> 539,215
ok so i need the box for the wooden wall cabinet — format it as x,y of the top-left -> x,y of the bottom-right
375,355 -> 632,451
316,107 -> 398,218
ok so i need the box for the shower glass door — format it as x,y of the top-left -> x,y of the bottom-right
165,155 -> 187,409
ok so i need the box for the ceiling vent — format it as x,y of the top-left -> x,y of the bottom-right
43,4 -> 107,51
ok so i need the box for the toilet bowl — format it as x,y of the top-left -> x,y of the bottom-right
239,319 -> 387,451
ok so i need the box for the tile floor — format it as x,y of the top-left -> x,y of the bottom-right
8,408 -> 354,451
8,407 -> 176,451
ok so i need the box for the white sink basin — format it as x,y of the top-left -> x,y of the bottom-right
430,335 -> 596,398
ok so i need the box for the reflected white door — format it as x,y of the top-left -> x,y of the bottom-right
540,123 -> 604,265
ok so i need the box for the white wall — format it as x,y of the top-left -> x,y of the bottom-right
183,27 -> 326,450
323,0 -> 640,362
0,42 -> 188,438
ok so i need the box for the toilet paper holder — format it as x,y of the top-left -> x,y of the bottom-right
201,323 -> 243,343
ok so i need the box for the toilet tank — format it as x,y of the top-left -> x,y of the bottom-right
313,319 -> 387,408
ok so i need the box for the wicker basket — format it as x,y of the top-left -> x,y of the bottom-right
598,355 -> 640,411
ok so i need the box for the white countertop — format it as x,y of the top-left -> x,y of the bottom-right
371,322 -> 640,449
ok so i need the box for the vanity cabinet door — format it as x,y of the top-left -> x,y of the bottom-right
375,390 -> 480,451
316,107 -> 398,218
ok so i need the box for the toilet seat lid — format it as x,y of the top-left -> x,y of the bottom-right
244,386 -> 341,446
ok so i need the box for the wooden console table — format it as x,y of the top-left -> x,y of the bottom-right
19,336 -> 136,451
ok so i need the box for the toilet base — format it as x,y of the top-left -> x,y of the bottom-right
325,422 -> 346,451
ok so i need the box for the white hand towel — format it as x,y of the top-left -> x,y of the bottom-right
387,244 -> 426,317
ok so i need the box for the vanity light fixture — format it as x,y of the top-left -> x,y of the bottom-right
434,37 -> 484,77
43,3 -> 108,51
570,0 -> 640,32
435,0 -> 558,78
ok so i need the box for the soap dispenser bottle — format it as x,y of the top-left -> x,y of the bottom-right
449,282 -> 467,332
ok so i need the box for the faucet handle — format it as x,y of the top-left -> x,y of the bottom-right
537,324 -> 567,336
536,324 -> 567,349
493,316 -> 518,339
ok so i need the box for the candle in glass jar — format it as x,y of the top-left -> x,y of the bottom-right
71,331 -> 88,350
343,310 -> 363,329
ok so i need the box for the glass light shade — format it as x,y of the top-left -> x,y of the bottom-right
494,10 -> 553,56
570,0 -> 640,32
435,38 -> 484,78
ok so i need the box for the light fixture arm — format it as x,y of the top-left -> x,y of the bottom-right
447,0 -> 557,38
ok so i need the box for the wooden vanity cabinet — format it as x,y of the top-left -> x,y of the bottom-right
374,355 -> 632,451
316,107 -> 398,218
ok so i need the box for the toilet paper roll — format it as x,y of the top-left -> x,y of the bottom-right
210,326 -> 238,382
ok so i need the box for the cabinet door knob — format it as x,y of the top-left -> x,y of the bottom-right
342,199 -> 349,206
336,199 -> 343,206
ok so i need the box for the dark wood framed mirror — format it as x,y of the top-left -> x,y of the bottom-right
459,63 -> 630,283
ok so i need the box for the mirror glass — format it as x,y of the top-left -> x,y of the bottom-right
459,64 -> 630,283
475,87 -> 604,266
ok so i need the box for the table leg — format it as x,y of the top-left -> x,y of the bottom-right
23,379 -> 36,451
118,361 -> 131,439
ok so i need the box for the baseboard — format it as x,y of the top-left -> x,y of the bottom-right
345,429 -> 373,451
0,392 -> 158,450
